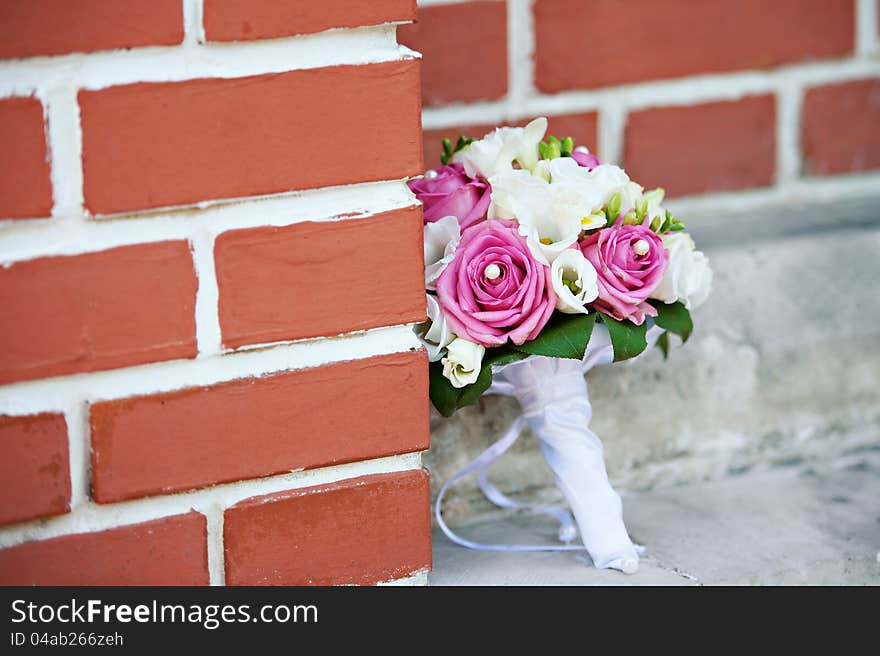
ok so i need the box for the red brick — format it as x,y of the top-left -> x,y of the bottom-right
0,414 -> 69,527
802,78 -> 880,176
0,0 -> 182,59
0,97 -> 52,219
79,60 -> 422,215
398,1 -> 507,106
91,351 -> 429,502
204,0 -> 416,41
534,0 -> 854,93
422,113 -> 599,170
0,242 -> 197,385
0,513 -> 208,585
215,207 -> 424,348
624,96 -> 776,197
224,470 -> 431,585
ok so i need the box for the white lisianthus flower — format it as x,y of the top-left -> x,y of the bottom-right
551,249 -> 600,314
487,168 -> 547,221
454,117 -> 547,179
423,215 -> 460,290
441,337 -> 485,388
650,232 -> 713,310
516,184 -> 588,265
415,295 -> 454,362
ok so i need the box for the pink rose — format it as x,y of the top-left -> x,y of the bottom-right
436,220 -> 556,347
408,163 -> 490,230
580,220 -> 668,325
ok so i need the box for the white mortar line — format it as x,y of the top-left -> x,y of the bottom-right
507,0 -> 534,113
422,58 -> 880,129
63,402 -> 90,510
0,25 -> 411,96
38,87 -> 84,221
191,230 -> 222,358
0,325 -> 424,415
0,179 -> 417,264
0,453 -> 424,550
775,79 -> 803,184
856,0 -> 880,56
183,0 -> 204,46
597,104 -> 625,165
205,506 -> 226,586
666,172 -> 880,218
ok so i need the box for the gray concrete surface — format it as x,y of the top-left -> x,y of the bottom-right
430,449 -> 880,585
426,197 -> 880,523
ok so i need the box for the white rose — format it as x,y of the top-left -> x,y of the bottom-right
423,215 -> 460,290
454,117 -> 547,179
650,232 -> 713,310
441,337 -> 486,388
551,249 -> 599,314
415,295 -> 454,362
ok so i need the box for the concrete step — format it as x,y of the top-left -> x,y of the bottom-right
430,448 -> 880,585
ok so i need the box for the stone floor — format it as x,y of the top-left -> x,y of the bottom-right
430,448 -> 880,585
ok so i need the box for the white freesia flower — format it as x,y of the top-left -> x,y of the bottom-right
619,181 -> 644,217
650,232 -> 713,310
641,187 -> 666,226
545,157 -> 607,230
496,160 -> 609,263
454,117 -> 547,179
423,215 -> 460,290
441,337 -> 485,388
416,295 -> 454,362
570,163 -> 638,218
551,249 -> 599,314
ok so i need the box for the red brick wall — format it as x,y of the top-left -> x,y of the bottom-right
404,0 -> 879,198
0,2 -> 429,586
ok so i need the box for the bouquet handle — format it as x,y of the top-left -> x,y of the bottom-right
434,324 -> 663,573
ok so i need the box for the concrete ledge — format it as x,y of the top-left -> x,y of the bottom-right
431,450 -> 880,585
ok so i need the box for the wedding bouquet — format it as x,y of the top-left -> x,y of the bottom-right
409,118 -> 713,574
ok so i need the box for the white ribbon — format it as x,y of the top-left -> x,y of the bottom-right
435,324 -> 663,573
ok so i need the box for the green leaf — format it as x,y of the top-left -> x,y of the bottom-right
440,138 -> 453,166
514,313 -> 595,360
440,135 -> 474,166
655,331 -> 670,359
428,360 -> 460,417
456,347 -> 528,408
599,313 -> 648,362
649,300 -> 693,342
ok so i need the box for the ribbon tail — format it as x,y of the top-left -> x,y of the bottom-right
435,414 -> 585,552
